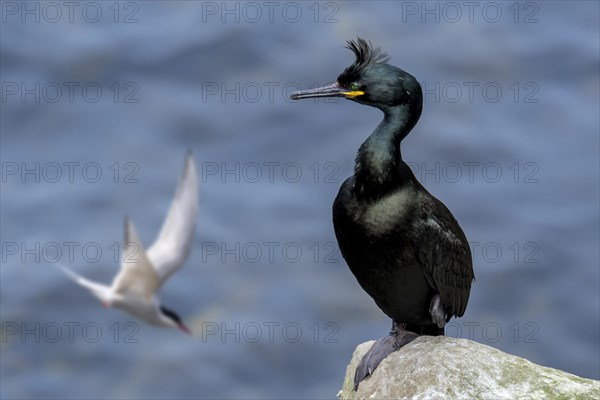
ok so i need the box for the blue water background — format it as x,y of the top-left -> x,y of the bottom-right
1,1 -> 599,398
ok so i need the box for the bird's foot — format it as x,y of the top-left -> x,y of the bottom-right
354,323 -> 419,390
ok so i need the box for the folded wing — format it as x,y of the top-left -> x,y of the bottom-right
414,197 -> 474,319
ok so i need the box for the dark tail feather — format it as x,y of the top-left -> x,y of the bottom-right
405,323 -> 444,336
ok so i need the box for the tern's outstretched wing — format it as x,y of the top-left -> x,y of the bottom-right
111,218 -> 160,298
147,152 -> 198,286
53,262 -> 112,303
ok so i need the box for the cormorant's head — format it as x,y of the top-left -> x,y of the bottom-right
160,305 -> 191,334
291,38 -> 422,113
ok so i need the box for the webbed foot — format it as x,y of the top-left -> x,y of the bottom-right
354,321 -> 419,390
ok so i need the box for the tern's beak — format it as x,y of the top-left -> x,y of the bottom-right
178,323 -> 192,335
290,82 -> 364,100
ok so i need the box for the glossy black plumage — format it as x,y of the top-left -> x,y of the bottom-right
333,169 -> 472,326
291,38 -> 474,389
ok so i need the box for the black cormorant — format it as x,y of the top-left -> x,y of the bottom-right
291,38 -> 474,390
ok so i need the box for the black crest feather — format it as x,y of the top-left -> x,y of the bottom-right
339,38 -> 389,82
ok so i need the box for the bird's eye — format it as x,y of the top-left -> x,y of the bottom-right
350,82 -> 360,91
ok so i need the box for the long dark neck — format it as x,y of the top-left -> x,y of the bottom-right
352,104 -> 420,199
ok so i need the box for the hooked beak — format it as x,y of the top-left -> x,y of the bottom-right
178,323 -> 192,335
290,82 -> 364,100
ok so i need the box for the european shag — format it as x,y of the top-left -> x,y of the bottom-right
291,38 -> 474,389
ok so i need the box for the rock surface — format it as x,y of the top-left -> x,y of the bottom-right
338,336 -> 599,400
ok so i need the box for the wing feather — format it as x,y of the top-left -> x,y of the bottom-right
146,153 -> 199,285
111,218 -> 160,298
415,197 -> 474,318
53,262 -> 112,303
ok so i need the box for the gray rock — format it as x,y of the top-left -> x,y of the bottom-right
338,336 -> 599,400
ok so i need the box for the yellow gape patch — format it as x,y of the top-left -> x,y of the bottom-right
342,91 -> 365,98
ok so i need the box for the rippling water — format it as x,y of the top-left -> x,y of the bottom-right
1,1 -> 599,398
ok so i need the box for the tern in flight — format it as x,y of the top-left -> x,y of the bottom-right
55,153 -> 198,334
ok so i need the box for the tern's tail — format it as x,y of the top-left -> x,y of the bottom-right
52,262 -> 112,303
